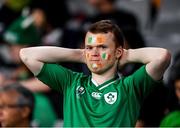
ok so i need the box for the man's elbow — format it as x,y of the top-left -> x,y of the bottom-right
19,48 -> 43,76
19,48 -> 29,64
159,49 -> 171,68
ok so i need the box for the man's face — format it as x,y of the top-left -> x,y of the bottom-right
0,91 -> 25,127
85,32 -> 122,74
175,79 -> 180,101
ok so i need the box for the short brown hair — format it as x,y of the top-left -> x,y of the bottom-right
88,20 -> 124,47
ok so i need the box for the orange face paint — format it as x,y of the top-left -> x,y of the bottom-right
87,35 -> 105,44
96,36 -> 105,44
86,53 -> 90,59
91,63 -> 103,69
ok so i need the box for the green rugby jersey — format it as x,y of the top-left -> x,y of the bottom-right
37,63 -> 160,127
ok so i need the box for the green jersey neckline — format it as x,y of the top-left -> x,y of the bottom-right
89,74 -> 121,91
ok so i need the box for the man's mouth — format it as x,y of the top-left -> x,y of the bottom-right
90,60 -> 100,62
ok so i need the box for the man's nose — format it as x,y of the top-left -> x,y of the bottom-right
92,47 -> 99,55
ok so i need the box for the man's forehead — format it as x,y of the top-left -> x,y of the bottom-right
85,32 -> 113,45
0,91 -> 19,102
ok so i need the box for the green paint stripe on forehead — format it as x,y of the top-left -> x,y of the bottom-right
88,36 -> 96,44
88,37 -> 92,44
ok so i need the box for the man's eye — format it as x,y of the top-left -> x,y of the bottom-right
102,46 -> 107,49
85,47 -> 92,50
98,46 -> 107,49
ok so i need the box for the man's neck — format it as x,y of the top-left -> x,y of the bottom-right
91,65 -> 117,86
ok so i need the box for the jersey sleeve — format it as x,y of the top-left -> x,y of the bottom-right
36,63 -> 79,92
123,65 -> 162,102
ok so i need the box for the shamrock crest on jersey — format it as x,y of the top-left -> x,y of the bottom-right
104,92 -> 117,104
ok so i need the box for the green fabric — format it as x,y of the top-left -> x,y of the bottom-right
3,16 -> 40,46
160,111 -> 180,127
33,93 -> 57,127
37,64 -> 159,127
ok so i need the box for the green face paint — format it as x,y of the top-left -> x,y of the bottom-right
88,35 -> 105,44
102,53 -> 107,60
102,53 -> 110,60
88,37 -> 92,44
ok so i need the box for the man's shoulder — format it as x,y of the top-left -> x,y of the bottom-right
121,65 -> 146,83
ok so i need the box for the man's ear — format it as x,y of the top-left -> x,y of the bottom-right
21,107 -> 31,119
116,47 -> 123,59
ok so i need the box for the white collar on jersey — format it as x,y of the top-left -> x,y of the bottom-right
91,72 -> 122,90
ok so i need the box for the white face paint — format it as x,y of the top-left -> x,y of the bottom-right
92,63 -> 98,69
87,35 -> 105,45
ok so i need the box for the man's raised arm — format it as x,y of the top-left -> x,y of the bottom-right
19,46 -> 85,76
119,47 -> 171,81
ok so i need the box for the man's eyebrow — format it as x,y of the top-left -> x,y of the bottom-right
85,44 -> 107,47
85,45 -> 92,47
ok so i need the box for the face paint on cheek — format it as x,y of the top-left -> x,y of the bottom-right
86,53 -> 90,59
101,53 -> 111,60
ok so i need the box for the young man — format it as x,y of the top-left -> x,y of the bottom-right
0,83 -> 34,127
20,20 -> 171,127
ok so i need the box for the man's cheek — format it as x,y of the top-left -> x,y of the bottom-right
101,52 -> 111,60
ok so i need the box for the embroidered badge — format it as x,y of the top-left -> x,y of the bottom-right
76,86 -> 85,98
91,92 -> 102,100
104,92 -> 117,104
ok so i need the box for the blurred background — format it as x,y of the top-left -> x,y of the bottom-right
0,0 -> 179,127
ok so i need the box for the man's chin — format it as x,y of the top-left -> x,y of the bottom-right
89,68 -> 105,75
